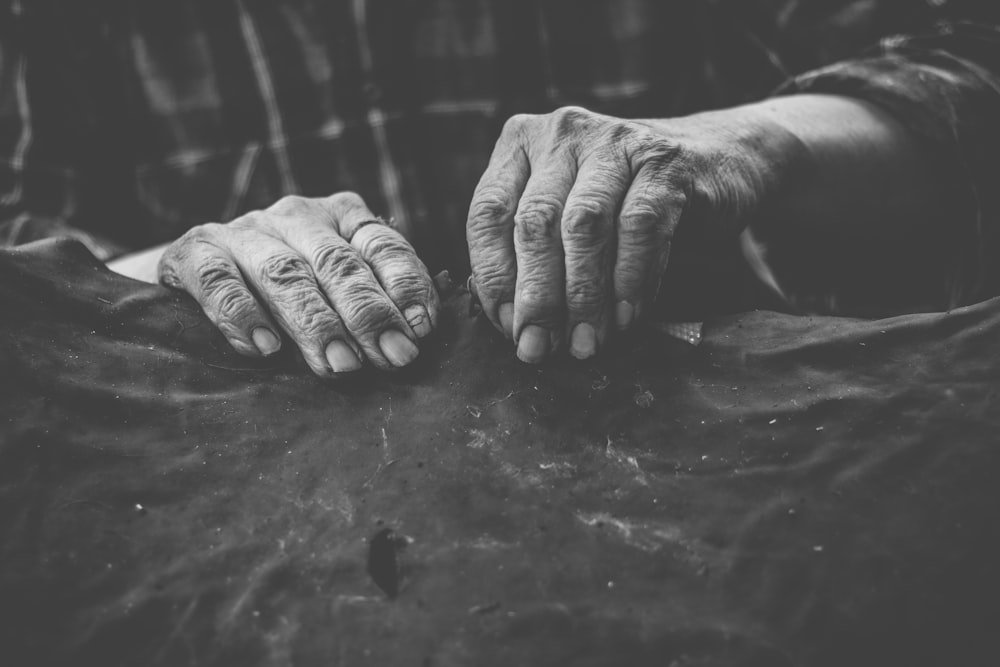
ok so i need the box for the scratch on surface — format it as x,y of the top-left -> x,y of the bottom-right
498,461 -> 542,487
576,511 -> 684,552
170,306 -> 201,345
333,594 -> 382,605
467,536 -> 515,550
221,557 -> 284,629
362,459 -> 398,488
150,597 -> 200,665
466,429 -> 490,449
538,461 -> 576,475
486,390 -> 518,407
604,436 -> 647,485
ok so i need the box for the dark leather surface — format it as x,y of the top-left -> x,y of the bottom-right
2,239 -> 999,666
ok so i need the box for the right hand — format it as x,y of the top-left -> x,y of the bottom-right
466,105 -> 797,362
158,192 -> 439,377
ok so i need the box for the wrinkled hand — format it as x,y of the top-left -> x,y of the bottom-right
467,105 -> 787,362
160,192 -> 439,377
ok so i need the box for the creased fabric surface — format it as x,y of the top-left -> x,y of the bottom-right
2,239 -> 999,667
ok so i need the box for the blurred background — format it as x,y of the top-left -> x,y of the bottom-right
3,0 -> 999,274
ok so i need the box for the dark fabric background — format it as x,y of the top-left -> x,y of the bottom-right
7,0 -> 1000,274
2,240 -> 999,666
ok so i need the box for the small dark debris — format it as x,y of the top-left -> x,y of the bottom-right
367,528 -> 410,599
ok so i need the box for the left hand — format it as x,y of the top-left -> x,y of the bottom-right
156,192 -> 438,377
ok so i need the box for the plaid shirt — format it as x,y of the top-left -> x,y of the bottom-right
0,0 -> 997,277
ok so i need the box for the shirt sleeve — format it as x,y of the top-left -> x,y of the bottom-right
0,1 -> 124,261
777,21 -> 1000,308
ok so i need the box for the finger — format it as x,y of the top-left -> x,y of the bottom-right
512,155 -> 577,363
227,227 -> 364,377
613,162 -> 685,329
560,150 -> 631,360
466,115 -> 532,339
276,221 -> 419,371
352,224 -> 440,337
158,226 -> 282,358
313,192 -> 440,339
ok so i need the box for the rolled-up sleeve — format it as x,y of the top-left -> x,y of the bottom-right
778,21 -> 1000,307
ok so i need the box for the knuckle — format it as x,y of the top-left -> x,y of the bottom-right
257,254 -> 313,287
501,113 -> 534,137
338,293 -> 395,335
214,285 -> 258,325
229,210 -> 271,233
618,209 -> 660,234
313,243 -> 368,280
565,280 -> 606,311
177,223 -> 222,246
514,195 -> 563,243
194,261 -> 257,324
551,105 -> 594,134
601,122 -> 641,146
355,228 -> 416,261
294,306 -> 342,341
268,195 -> 314,217
296,307 -> 340,340
562,197 -> 613,241
618,219 -> 672,255
619,195 -> 681,239
471,262 -> 513,298
468,189 -> 516,232
196,258 -> 239,295
327,190 -> 366,209
379,265 -> 431,300
636,137 -> 683,168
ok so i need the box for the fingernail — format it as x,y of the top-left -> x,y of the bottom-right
252,327 -> 281,356
379,329 -> 419,367
325,340 -> 362,373
404,305 -> 432,338
517,325 -> 549,363
498,302 -> 514,339
615,301 -> 635,330
570,323 -> 597,360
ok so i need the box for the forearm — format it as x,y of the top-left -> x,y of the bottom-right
738,93 -> 947,243
649,93 -> 957,316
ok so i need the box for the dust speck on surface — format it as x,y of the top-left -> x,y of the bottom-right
633,389 -> 654,409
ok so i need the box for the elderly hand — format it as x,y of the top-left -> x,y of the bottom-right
467,104 -> 799,362
159,192 -> 439,377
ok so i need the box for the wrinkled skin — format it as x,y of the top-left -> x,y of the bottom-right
159,192 -> 439,377
466,105 -> 796,363
158,107 -> 798,375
